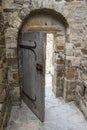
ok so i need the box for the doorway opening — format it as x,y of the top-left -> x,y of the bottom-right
45,33 -> 59,120
19,31 -> 60,122
45,33 -> 54,99
18,9 -> 68,122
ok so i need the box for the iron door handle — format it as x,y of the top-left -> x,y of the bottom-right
36,63 -> 43,74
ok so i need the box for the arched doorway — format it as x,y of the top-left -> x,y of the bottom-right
18,9 -> 68,122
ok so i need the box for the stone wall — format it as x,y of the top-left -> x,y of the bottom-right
75,34 -> 87,119
52,27 -> 66,96
0,1 -> 11,130
0,0 -> 87,124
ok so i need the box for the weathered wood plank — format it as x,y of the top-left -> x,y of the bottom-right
20,31 -> 46,122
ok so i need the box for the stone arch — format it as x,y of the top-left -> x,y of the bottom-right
18,8 -> 69,98
18,8 -> 69,34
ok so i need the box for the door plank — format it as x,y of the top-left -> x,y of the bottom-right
20,32 -> 46,122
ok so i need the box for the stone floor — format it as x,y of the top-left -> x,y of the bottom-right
6,74 -> 87,130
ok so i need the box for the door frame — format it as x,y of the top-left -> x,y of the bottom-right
18,26 -> 66,99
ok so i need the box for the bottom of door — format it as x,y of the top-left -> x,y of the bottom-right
22,92 -> 45,122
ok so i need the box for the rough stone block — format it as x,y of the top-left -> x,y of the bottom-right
82,73 -> 87,81
11,87 -> 20,102
74,42 -> 81,48
81,49 -> 87,55
56,38 -> 64,46
0,104 -> 3,112
56,59 -> 64,64
2,106 -> 8,128
55,0 -> 62,1
85,88 -> 87,99
57,70 -> 63,77
7,58 -> 18,66
66,50 -> 73,56
0,69 -> 4,83
13,72 -> 19,80
63,80 -> 76,101
0,84 -> 4,94
76,84 -> 85,97
71,57 -> 80,66
14,0 -> 24,4
66,68 -> 75,79
74,51 -> 82,57
0,89 -> 6,103
63,79 -> 69,100
65,0 -> 74,1
0,61 -> 3,68
53,74 -> 57,86
0,111 -> 2,126
66,44 -> 73,50
56,78 -> 63,97
2,0 -> 15,9
66,60 -> 72,67
79,99 -> 87,119
68,83 -> 76,100
64,1 -> 81,6
57,46 -> 64,50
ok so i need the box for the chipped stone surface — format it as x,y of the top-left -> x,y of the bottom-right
0,4 -> 11,130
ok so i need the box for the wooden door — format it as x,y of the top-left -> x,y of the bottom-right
20,31 -> 46,122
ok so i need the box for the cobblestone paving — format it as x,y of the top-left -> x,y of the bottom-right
6,74 -> 87,130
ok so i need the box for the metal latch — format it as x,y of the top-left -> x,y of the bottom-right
36,63 -> 43,74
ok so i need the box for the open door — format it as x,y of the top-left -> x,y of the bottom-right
20,31 -> 46,122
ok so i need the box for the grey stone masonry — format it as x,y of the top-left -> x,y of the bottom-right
0,1 -> 11,130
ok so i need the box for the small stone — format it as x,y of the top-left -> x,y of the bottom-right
0,104 -> 2,112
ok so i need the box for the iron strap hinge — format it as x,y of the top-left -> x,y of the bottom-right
20,42 -> 37,60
